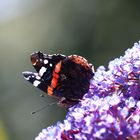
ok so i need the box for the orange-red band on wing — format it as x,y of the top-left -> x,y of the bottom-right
55,61 -> 62,73
47,86 -> 53,96
47,61 -> 62,96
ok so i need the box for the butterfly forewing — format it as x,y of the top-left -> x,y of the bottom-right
22,71 -> 49,92
23,52 -> 67,93
31,52 -> 66,78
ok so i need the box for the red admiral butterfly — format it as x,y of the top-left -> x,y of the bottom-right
23,52 -> 94,107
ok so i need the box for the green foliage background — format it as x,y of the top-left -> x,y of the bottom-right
0,1 -> 140,140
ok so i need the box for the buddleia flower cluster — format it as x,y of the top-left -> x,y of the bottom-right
35,41 -> 140,140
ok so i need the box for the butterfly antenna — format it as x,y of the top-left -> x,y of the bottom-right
31,102 -> 57,115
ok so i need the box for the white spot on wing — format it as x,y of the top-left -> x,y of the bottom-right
44,59 -> 48,64
39,66 -> 47,76
50,63 -> 53,67
25,76 -> 30,80
33,80 -> 41,87
36,75 -> 41,80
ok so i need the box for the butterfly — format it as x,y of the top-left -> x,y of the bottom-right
23,51 -> 94,107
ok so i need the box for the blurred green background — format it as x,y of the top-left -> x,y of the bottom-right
0,0 -> 140,140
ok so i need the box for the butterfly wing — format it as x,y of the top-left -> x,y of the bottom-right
30,51 -> 66,77
22,71 -> 48,92
23,52 -> 66,94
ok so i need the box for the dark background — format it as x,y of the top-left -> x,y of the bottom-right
0,1 -> 140,140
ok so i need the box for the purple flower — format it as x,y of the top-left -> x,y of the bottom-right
35,41 -> 140,140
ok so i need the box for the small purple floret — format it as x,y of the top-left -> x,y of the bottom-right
35,41 -> 140,140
